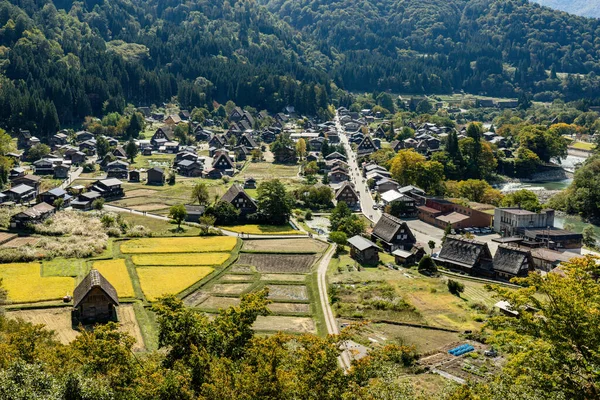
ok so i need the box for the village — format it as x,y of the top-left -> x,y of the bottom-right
0,94 -> 596,388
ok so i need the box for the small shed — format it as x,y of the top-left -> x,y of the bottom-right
347,235 -> 380,265
129,169 -> 141,182
147,167 -> 165,185
393,245 -> 426,266
244,177 -> 257,189
73,269 -> 119,323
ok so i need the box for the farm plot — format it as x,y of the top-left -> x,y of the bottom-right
268,303 -> 310,314
132,253 -> 229,266
6,305 -> 145,351
198,296 -> 241,310
137,266 -> 214,301
223,225 -> 299,235
2,237 -> 40,248
42,258 -> 86,277
253,316 -> 316,333
121,236 -> 237,253
0,263 -> 74,303
242,238 -> 327,253
236,253 -> 317,273
229,265 -> 254,273
260,274 -> 306,282
267,285 -> 309,301
220,274 -> 255,282
93,259 -> 135,298
210,283 -> 253,295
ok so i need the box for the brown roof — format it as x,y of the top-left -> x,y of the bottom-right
73,269 -> 119,307
417,205 -> 442,215
493,245 -> 532,275
20,202 -> 54,218
372,213 -> 415,244
436,212 -> 470,224
221,184 -> 255,206
335,181 -> 358,199
437,235 -> 492,269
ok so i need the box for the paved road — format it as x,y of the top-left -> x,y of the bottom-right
335,113 -> 381,224
60,167 -> 83,189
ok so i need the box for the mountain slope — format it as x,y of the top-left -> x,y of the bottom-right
531,0 -> 600,18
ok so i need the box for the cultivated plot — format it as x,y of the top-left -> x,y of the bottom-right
93,259 -> 135,298
268,303 -> 310,314
198,296 -> 241,310
0,263 -> 74,303
267,285 -> 309,301
137,266 -> 214,301
260,274 -> 307,282
253,316 -> 316,333
210,283 -> 253,295
236,253 -> 317,273
131,253 -> 229,266
121,236 -> 237,253
242,238 -> 327,253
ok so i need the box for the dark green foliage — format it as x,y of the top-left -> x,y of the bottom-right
447,279 -> 465,296
256,179 -> 293,225
205,200 -> 240,225
418,255 -> 437,274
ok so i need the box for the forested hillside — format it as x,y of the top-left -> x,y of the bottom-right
532,0 -> 600,18
4,0 -> 600,137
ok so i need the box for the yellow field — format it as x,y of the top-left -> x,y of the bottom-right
120,237 -> 237,254
92,259 -> 135,298
222,225 -> 299,235
0,263 -> 74,303
137,266 -> 214,301
131,253 -> 229,266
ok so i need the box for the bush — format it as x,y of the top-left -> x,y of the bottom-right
447,279 -> 465,296
127,225 -> 153,237
305,210 -> 313,220
418,255 -> 437,274
92,198 -> 105,210
106,227 -> 122,237
82,163 -> 96,173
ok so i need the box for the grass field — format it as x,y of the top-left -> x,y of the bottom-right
570,141 -> 596,151
41,258 -> 86,277
93,259 -> 135,298
121,236 -> 237,253
241,162 -> 299,179
131,253 -> 229,266
130,154 -> 175,169
222,225 -> 300,235
137,266 -> 214,301
118,213 -> 201,236
0,263 -> 74,303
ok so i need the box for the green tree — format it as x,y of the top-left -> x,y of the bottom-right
125,139 -> 138,163
296,138 -> 307,159
428,240 -> 436,252
418,255 -> 437,274
256,179 -> 293,225
500,189 -> 541,212
96,136 -> 111,158
416,100 -> 433,114
92,198 -> 104,210
27,143 -> 50,161
53,198 -> 64,210
191,182 -> 210,205
126,112 -> 144,138
169,204 -> 187,231
304,160 -> 319,175
447,279 -> 464,296
199,214 -> 216,235
329,231 -> 348,254
206,201 -> 240,225
582,226 -> 597,248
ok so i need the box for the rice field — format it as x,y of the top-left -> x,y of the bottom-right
121,237 -> 237,254
137,266 -> 214,301
0,263 -> 74,303
93,259 -> 135,298
222,225 -> 300,235
131,253 -> 229,266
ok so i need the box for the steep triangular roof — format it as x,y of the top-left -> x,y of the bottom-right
73,269 -> 119,307
372,213 -> 415,244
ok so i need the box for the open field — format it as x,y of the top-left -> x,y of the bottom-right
267,285 -> 309,301
137,266 -> 214,301
210,283 -> 253,295
230,265 -> 254,273
242,238 -> 327,253
353,322 -> 462,354
268,303 -> 310,314
0,232 -> 17,244
222,225 -> 300,235
42,258 -> 86,278
236,253 -> 317,273
121,236 -> 237,253
131,253 -> 229,266
253,316 -> 315,333
93,259 -> 135,298
241,163 -> 299,179
197,296 -> 241,310
330,265 -> 496,331
130,154 -> 175,169
0,263 -> 74,303
261,274 -> 307,282
570,141 -> 596,151
6,305 -> 145,351
220,274 -> 255,282
2,236 -> 40,248
118,212 -> 201,236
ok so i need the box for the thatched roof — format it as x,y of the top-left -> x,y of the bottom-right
73,269 -> 119,307
493,245 -> 532,275
437,235 -> 492,269
221,184 -> 255,206
372,213 -> 415,244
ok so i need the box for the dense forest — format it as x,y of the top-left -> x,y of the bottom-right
3,0 -> 600,137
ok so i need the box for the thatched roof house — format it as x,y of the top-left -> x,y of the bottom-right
435,235 -> 493,277
493,245 -> 534,280
73,269 -> 119,323
371,213 -> 416,252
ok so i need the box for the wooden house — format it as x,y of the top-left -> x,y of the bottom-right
164,114 -> 182,125
371,213 -> 416,253
3,184 -> 36,203
75,131 -> 94,143
177,160 -> 204,177
10,202 -> 55,228
147,167 -> 165,185
492,245 -> 534,280
54,164 -> 70,179
39,188 -> 71,207
221,184 -> 257,216
393,245 -> 426,266
244,177 -> 257,189
90,178 -> 124,198
348,235 -> 380,264
129,170 -> 141,182
435,236 -> 494,277
335,182 -> 360,209
73,269 -> 119,323
325,152 -> 346,162
239,133 -> 258,149
184,205 -> 206,222
328,168 -> 350,183
212,152 -> 235,172
151,127 -> 175,148
357,136 -> 377,157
